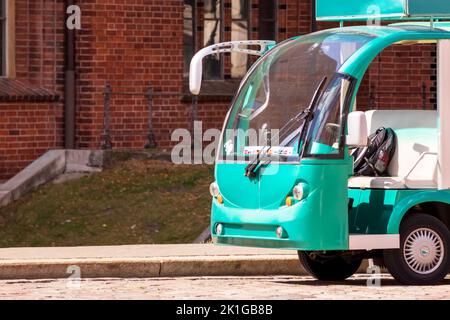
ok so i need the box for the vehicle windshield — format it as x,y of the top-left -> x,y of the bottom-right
219,30 -> 376,162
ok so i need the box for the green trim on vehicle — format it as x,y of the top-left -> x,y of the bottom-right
349,188 -> 450,236
387,191 -> 450,234
210,25 -> 450,252
316,0 -> 450,22
213,157 -> 352,251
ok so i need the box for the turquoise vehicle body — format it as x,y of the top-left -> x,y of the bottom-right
209,23 -> 450,251
316,0 -> 450,22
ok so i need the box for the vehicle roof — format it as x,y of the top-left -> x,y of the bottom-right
316,0 -> 450,23
324,24 -> 450,37
324,24 -> 450,79
389,21 -> 450,32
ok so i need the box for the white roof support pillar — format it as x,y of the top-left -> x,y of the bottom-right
189,40 -> 275,95
437,40 -> 450,190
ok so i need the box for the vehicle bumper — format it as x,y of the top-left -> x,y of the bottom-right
211,199 -> 348,251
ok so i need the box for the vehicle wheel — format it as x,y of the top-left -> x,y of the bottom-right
298,251 -> 362,281
384,214 -> 450,285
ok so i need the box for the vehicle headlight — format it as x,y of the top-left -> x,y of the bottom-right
216,223 -> 224,236
209,182 -> 220,197
293,183 -> 308,201
276,226 -> 284,238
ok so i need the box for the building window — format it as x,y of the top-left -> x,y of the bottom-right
182,0 -> 277,84
259,0 -> 277,40
231,0 -> 250,78
0,0 -> 6,76
203,0 -> 223,79
183,0 -> 196,78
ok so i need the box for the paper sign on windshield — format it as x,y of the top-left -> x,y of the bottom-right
243,147 -> 294,156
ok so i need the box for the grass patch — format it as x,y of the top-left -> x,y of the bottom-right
0,160 -> 214,247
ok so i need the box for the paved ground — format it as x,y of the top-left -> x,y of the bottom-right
0,275 -> 449,300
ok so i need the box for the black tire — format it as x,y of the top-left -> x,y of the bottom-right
298,251 -> 362,281
384,214 -> 450,285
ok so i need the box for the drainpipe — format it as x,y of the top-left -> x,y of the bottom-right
64,0 -> 76,149
311,0 -> 317,32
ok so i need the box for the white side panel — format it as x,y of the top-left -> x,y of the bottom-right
349,234 -> 400,250
437,40 -> 450,190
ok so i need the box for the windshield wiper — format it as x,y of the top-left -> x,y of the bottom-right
296,76 -> 328,156
278,76 -> 328,145
244,125 -> 271,178
244,76 -> 328,178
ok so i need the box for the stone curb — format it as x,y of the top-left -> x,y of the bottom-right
0,256 -> 371,280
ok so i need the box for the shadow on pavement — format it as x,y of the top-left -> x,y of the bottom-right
274,278 -> 450,287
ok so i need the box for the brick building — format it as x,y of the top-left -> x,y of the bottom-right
0,0 -> 437,179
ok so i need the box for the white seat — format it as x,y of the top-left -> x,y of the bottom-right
348,176 -> 405,189
349,110 -> 438,190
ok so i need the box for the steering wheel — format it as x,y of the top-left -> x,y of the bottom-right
324,123 -> 341,146
325,123 -> 340,132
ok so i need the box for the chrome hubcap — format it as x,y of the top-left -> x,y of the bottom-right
403,228 -> 444,275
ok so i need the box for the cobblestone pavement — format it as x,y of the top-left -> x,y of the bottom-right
0,275 -> 449,300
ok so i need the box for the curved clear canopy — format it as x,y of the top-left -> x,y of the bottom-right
220,30 -> 376,161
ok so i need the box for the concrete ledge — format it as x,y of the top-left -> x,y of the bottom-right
0,150 -> 66,204
0,150 -> 104,207
0,191 -> 12,207
65,150 -> 103,173
0,244 -> 372,280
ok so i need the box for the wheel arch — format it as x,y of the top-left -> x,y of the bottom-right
387,191 -> 450,234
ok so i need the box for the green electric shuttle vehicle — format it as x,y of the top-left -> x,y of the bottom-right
190,0 -> 450,285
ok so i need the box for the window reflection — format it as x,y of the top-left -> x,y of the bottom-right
183,0 -> 195,78
0,0 -> 5,76
204,0 -> 222,79
231,0 -> 250,78
204,0 -> 221,19
259,0 -> 277,40
232,0 -> 249,20
182,0 -> 279,81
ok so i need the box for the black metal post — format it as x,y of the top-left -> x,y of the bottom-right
191,95 -> 199,150
101,83 -> 113,150
369,85 -> 376,110
422,83 -> 427,110
145,83 -> 157,149
64,0 -> 76,149
310,0 -> 317,32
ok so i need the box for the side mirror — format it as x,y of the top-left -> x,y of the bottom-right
346,111 -> 368,147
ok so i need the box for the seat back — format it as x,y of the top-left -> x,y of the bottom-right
364,110 -> 438,188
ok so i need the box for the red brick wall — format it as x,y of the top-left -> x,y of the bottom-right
0,102 -> 61,179
357,44 -> 437,111
16,0 -> 65,91
314,19 -> 436,111
76,0 -> 188,149
75,0 -> 242,150
0,0 -> 440,179
0,0 -> 64,179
